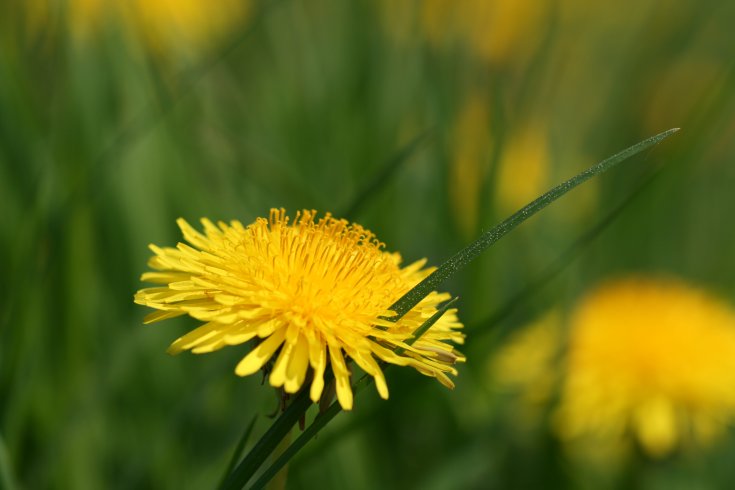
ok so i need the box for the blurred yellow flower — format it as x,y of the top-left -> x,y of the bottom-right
126,0 -> 252,57
449,90 -> 492,237
135,209 -> 464,410
418,0 -> 551,64
555,278 -> 735,458
26,0 -> 251,55
494,122 -> 550,214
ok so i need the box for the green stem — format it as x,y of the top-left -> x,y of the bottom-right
218,416 -> 258,488
218,390 -> 311,490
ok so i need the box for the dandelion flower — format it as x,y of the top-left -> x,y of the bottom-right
554,277 -> 735,458
135,209 -> 464,410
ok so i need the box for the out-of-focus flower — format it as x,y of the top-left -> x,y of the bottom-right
135,209 -> 464,410
555,277 -> 735,458
25,0 -> 251,56
382,0 -> 552,65
125,0 -> 252,57
449,90 -> 492,238
494,121 -> 550,214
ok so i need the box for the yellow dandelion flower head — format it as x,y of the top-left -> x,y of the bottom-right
135,209 -> 465,410
554,277 -> 735,458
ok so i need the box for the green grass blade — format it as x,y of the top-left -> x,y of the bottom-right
218,416 -> 258,488
395,296 -> 459,355
219,390 -> 311,490
224,129 -> 678,489
388,128 -> 680,319
470,164 -> 665,342
248,298 -> 459,490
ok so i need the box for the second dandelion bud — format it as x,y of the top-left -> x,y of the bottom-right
135,209 -> 464,410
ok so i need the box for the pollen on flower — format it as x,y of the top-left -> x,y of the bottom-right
135,209 -> 464,410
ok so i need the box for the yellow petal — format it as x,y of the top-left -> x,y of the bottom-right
177,217 -> 210,250
235,329 -> 286,376
329,344 -> 353,410
285,335 -> 310,393
309,339 -> 327,402
167,322 -> 221,354
268,339 -> 295,388
143,309 -> 186,324
348,348 -> 389,400
634,397 -> 677,457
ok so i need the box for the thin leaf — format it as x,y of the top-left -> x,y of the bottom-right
218,416 -> 258,488
387,128 -> 680,319
247,298 -> 459,490
225,129 -> 679,489
219,390 -> 312,490
283,164 -> 670,466
470,163 -> 665,342
396,296 -> 459,354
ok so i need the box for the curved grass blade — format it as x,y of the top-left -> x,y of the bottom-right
218,416 -> 258,488
387,128 -> 680,319
223,129 -> 679,489
248,298 -> 459,490
469,163 -> 665,342
340,129 -> 436,220
275,163 -> 671,466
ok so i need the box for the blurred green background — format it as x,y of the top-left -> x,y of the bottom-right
2,0 -> 735,488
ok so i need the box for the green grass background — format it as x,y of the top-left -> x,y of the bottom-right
2,0 -> 735,488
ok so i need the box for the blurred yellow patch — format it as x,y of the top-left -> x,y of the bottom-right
25,0 -> 252,56
449,91 -> 492,238
382,0 -> 551,64
554,277 -> 735,458
126,0 -> 252,57
494,122 -> 550,214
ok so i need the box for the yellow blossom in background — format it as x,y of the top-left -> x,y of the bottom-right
406,0 -> 551,64
494,122 -> 550,214
25,0 -> 108,40
126,0 -> 252,57
555,277 -> 735,458
25,0 -> 251,55
489,311 -> 561,425
135,209 -> 464,411
449,90 -> 492,238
